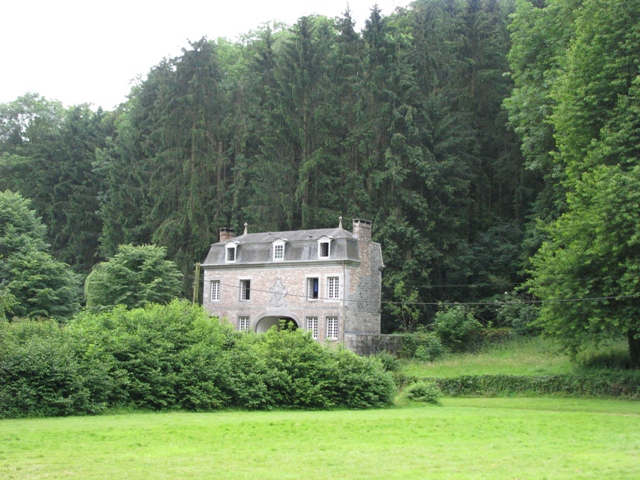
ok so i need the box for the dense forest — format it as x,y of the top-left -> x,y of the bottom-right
2,0 -> 639,351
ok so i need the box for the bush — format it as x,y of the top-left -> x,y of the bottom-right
1,301 -> 396,417
434,305 -> 483,352
254,325 -> 396,409
402,380 -> 441,405
372,351 -> 401,372
480,328 -> 516,346
398,328 -> 446,361
0,319 -> 112,418
496,292 -> 541,335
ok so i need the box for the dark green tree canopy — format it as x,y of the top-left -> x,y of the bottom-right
84,244 -> 183,312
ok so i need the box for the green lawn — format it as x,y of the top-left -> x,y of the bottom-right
402,336 -> 576,378
2,398 -> 639,479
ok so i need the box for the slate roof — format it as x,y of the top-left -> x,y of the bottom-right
202,227 -> 361,266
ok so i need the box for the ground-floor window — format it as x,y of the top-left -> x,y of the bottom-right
239,316 -> 250,332
306,316 -> 318,339
326,316 -> 338,340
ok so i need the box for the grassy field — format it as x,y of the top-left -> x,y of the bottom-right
401,336 -> 578,378
2,398 -> 640,479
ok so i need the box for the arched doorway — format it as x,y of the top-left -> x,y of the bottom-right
255,315 -> 299,333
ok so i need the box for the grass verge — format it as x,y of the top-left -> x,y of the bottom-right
401,336 -> 573,378
1,399 -> 639,479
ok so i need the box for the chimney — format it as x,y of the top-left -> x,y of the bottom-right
352,218 -> 372,244
219,227 -> 235,243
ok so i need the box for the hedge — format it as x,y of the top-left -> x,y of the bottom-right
399,373 -> 640,399
0,301 -> 396,418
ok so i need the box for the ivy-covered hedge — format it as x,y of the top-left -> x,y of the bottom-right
401,373 -> 640,399
0,301 -> 396,418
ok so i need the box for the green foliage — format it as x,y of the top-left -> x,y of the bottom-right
507,0 -> 640,366
426,373 -> 640,399
402,380 -> 442,405
528,165 -> 640,365
1,301 -> 395,417
84,244 -> 183,312
254,326 -> 396,409
0,319 -> 112,418
0,189 -> 47,258
372,351 -> 402,372
495,291 -> 540,335
434,305 -> 484,353
397,328 -> 445,362
4,250 -> 81,320
575,341 -> 631,370
0,97 -> 110,274
0,190 -> 80,320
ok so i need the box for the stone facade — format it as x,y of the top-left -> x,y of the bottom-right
201,219 -> 384,349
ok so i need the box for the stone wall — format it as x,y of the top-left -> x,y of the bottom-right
343,334 -> 403,356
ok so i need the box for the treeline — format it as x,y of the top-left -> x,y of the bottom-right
1,0 -> 534,330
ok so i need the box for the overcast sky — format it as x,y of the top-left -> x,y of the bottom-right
1,0 -> 408,110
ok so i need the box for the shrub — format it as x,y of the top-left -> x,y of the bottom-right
254,326 -> 396,409
402,380 -> 441,405
372,351 -> 401,372
398,328 -> 446,361
2,301 -> 397,417
480,328 -> 516,346
0,319 -> 112,418
434,305 -> 483,352
496,292 -> 541,335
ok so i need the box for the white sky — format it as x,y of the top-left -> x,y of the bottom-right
1,0 -> 408,110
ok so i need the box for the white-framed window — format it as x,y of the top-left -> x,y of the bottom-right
306,316 -> 318,340
239,316 -> 249,332
210,280 -> 220,302
318,237 -> 330,258
273,240 -> 285,261
240,279 -> 251,301
326,316 -> 338,340
307,277 -> 319,300
327,276 -> 340,300
226,244 -> 237,263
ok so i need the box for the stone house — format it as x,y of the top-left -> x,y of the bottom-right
201,218 -> 384,350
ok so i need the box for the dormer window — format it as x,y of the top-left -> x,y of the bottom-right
226,243 -> 237,263
318,237 -> 331,259
273,240 -> 285,261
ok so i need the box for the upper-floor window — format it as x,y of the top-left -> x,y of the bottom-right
240,279 -> 251,301
307,277 -> 319,300
327,276 -> 340,300
210,280 -> 220,302
226,243 -> 237,263
273,240 -> 285,261
319,240 -> 330,258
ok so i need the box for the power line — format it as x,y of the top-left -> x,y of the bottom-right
382,293 -> 640,307
209,280 -> 640,306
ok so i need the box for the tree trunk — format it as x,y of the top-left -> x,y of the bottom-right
628,329 -> 640,369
